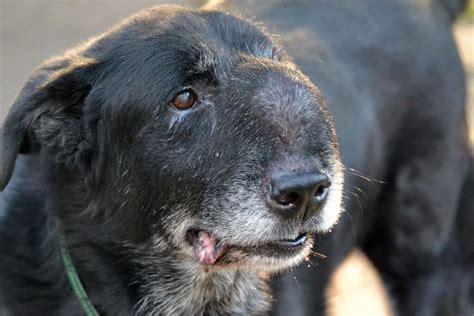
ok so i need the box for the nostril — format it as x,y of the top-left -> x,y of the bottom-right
314,185 -> 328,201
276,192 -> 300,206
314,185 -> 326,198
313,178 -> 331,203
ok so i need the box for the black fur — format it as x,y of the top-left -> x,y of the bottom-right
0,1 -> 472,316
217,1 -> 472,315
0,5 -> 343,315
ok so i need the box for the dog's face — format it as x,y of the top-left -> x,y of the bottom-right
0,6 -> 343,273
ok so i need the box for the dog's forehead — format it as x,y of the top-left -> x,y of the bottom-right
88,6 -> 285,109
120,6 -> 280,66
197,10 -> 280,60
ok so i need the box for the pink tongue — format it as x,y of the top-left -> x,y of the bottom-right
192,231 -> 225,265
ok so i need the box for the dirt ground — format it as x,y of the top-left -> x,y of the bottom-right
0,2 -> 473,315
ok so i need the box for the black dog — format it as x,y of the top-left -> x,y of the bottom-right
232,0 -> 472,315
0,3 -> 344,315
0,0 -> 472,315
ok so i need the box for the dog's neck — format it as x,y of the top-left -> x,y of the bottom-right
132,256 -> 271,315
60,225 -> 271,315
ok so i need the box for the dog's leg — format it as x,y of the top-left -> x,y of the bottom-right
388,263 -> 474,316
271,226 -> 359,316
270,252 -> 330,316
363,93 -> 471,315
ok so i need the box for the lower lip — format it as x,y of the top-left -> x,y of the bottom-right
275,233 -> 308,247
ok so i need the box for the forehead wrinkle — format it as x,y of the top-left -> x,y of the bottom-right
167,32 -> 219,80
199,10 -> 280,61
192,45 -> 218,76
164,10 -> 282,79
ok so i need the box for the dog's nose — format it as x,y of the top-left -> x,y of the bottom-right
267,171 -> 331,221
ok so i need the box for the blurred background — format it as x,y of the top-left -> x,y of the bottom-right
1,1 -> 473,315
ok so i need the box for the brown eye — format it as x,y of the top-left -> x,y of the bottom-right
171,88 -> 197,110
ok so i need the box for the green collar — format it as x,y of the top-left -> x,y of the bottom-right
57,232 -> 100,316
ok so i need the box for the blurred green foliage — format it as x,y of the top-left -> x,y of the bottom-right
464,0 -> 474,20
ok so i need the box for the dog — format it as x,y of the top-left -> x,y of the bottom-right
0,0 -> 472,315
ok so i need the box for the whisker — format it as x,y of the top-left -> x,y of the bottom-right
343,190 -> 364,216
347,184 -> 367,197
346,167 -> 386,184
340,208 -> 357,242
303,256 -> 322,279
288,268 -> 301,286
309,250 -> 327,259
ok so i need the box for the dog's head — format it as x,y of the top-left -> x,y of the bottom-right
0,6 -> 343,273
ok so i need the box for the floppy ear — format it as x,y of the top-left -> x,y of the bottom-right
0,56 -> 97,191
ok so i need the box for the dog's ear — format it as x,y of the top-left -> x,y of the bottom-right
0,56 -> 97,191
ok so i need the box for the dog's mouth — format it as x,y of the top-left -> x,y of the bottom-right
186,229 -> 309,266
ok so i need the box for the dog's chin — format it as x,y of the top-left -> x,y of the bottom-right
185,229 -> 313,273
228,236 -> 314,273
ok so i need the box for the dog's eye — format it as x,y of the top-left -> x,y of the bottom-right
171,88 -> 197,110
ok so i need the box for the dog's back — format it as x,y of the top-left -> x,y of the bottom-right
216,0 -> 473,314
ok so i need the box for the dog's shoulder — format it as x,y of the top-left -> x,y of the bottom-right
0,155 -> 59,310
1,155 -> 48,219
